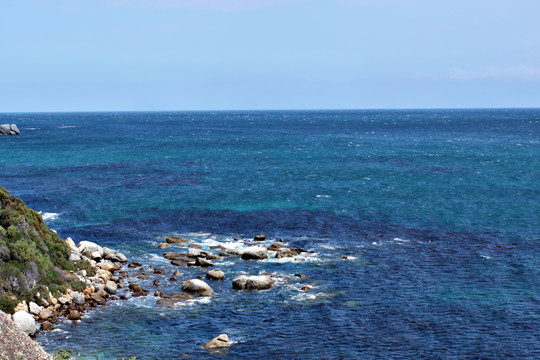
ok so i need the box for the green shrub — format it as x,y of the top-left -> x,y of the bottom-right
6,225 -> 21,241
74,260 -> 97,277
0,295 -> 18,314
53,348 -> 72,360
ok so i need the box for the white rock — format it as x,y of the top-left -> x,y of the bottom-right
65,237 -> 77,250
98,260 -> 117,272
78,241 -> 103,258
241,246 -> 268,260
28,301 -> 43,316
181,279 -> 214,296
72,293 -> 85,305
12,311 -> 37,337
105,281 -> 117,295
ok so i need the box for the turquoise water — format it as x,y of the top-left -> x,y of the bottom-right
0,109 -> 539,359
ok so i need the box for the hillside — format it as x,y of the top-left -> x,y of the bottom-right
0,186 -> 84,313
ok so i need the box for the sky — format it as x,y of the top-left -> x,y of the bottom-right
1,0 -> 539,112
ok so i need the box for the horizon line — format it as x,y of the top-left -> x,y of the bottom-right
1,106 -> 540,115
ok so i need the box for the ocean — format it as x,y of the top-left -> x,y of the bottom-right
0,109 -> 538,359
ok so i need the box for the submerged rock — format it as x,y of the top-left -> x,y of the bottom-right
166,236 -> 189,244
204,334 -> 230,349
232,275 -> 274,290
275,248 -> 293,258
241,246 -> 268,260
181,279 -> 214,297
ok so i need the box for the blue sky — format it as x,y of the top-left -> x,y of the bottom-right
1,0 -> 539,111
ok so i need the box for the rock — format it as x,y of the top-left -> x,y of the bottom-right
294,273 -> 308,279
181,279 -> 214,297
0,124 -> 20,136
72,293 -> 85,305
104,249 -> 127,263
65,237 -> 77,249
163,252 -> 190,261
206,270 -> 225,281
97,269 -> 113,282
69,250 -> 82,261
28,302 -> 43,316
38,309 -> 53,321
105,281 -> 118,294
205,253 -> 221,260
268,243 -> 284,251
90,250 -> 103,260
169,277 -> 178,282
67,310 -> 81,321
12,311 -> 37,337
166,236 -> 189,244
204,334 -> 230,350
90,293 -> 106,305
129,283 -> 142,293
195,257 -> 214,267
13,301 -> 28,313
188,243 -> 202,249
173,270 -> 182,276
187,248 -> 206,258
232,275 -> 274,290
226,248 -> 243,256
254,234 -> 266,241
171,259 -> 188,267
158,243 -> 169,249
57,296 -> 70,305
275,248 -> 293,258
79,241 -> 104,258
98,260 -> 118,272
241,246 -> 268,260
41,321 -> 54,331
153,268 -> 165,275
156,292 -> 193,308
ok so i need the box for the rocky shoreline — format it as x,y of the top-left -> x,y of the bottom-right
9,237 -> 129,338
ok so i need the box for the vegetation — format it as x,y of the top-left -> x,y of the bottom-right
0,186 -> 79,313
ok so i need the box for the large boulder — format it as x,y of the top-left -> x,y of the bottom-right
78,241 -> 104,259
12,311 -> 37,337
71,293 -> 85,305
181,279 -> 214,297
232,275 -> 274,290
241,246 -> 268,260
103,247 -> 128,263
204,334 -> 230,349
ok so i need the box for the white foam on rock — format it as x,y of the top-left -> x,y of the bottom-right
39,212 -> 59,221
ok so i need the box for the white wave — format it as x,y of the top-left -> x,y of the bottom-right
38,211 -> 59,221
316,194 -> 331,198
393,237 -> 409,242
187,232 -> 212,237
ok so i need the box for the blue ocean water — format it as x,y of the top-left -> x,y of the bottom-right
0,109 -> 538,359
